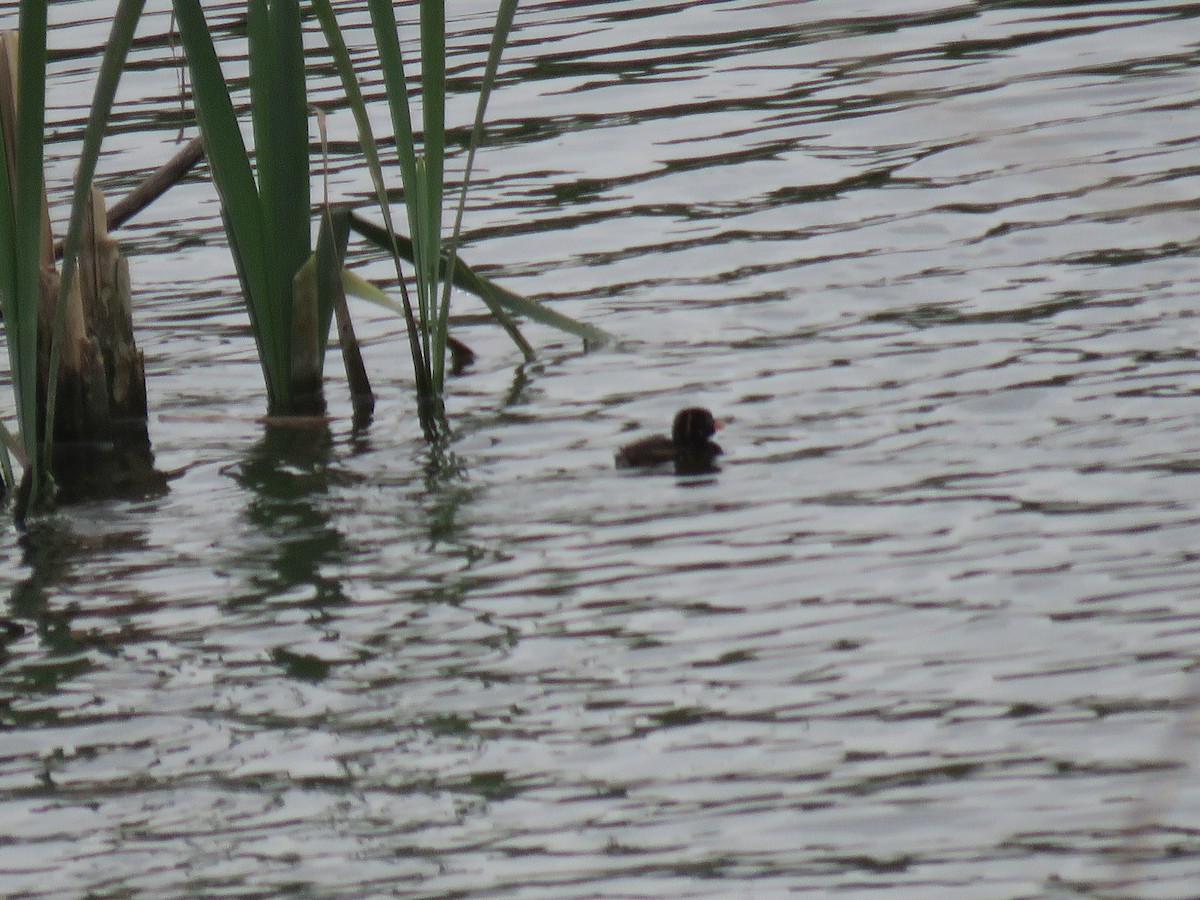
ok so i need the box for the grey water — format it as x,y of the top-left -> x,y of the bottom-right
3,0 -> 1200,896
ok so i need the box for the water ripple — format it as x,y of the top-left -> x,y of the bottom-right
4,0 -> 1200,896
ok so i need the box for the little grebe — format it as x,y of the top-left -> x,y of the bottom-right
615,407 -> 724,474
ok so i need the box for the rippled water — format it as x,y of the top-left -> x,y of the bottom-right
4,0 -> 1200,896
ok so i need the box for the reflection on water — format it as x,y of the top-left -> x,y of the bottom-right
229,420 -> 348,609
49,432 -> 170,505
418,444 -> 475,550
2,0 -> 1200,896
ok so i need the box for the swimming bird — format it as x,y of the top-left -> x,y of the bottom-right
615,407 -> 724,474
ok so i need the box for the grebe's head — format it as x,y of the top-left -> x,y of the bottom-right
672,408 -> 722,445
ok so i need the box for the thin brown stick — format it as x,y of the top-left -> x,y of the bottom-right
332,263 -> 374,427
107,135 -> 204,232
54,135 -> 204,258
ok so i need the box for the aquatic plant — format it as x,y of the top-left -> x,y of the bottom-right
170,0 -> 611,435
1,0 -> 611,510
0,8 -> 48,503
172,0 -> 324,416
0,7 -> 50,504
314,0 -> 609,437
0,0 -> 145,509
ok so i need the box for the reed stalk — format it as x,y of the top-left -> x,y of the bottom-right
311,0 -> 437,434
315,0 -> 610,438
172,0 -> 326,416
0,0 -> 148,512
0,7 -> 48,504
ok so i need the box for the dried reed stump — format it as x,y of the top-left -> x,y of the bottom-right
39,189 -> 165,501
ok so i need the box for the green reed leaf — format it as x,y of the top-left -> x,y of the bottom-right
434,0 -> 519,387
311,0 -> 435,423
2,6 -> 49,492
347,211 -> 611,350
418,0 -> 445,335
173,0 -> 286,406
365,0 -> 421,255
249,0 -> 310,366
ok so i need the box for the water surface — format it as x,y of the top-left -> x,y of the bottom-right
3,0 -> 1200,896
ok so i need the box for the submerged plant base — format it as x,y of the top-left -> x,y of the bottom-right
14,425 -> 168,523
272,389 -> 327,419
26,187 -> 164,511
50,424 -> 169,505
417,392 -> 449,443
